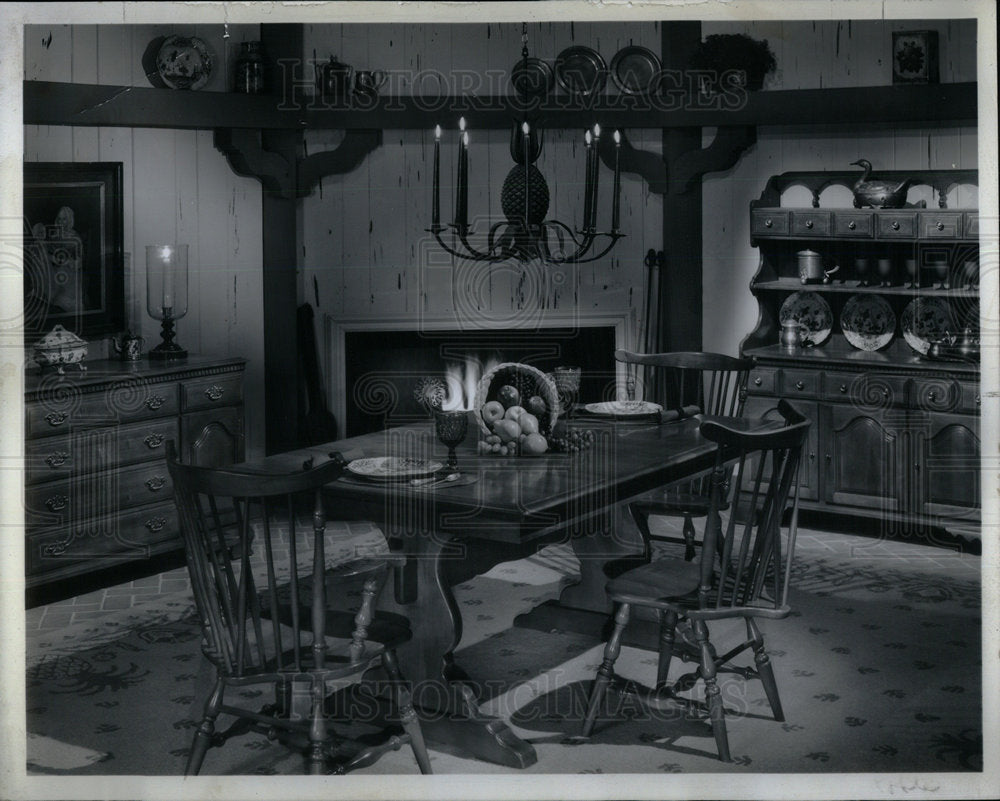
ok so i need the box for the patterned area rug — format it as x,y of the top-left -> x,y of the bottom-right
25,532 -> 982,776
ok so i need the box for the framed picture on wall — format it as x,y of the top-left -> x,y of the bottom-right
22,161 -> 125,339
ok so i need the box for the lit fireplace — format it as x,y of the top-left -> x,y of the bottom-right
441,354 -> 501,411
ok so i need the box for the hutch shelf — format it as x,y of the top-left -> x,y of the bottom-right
743,170 -> 980,540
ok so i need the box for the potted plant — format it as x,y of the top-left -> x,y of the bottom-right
689,33 -> 777,93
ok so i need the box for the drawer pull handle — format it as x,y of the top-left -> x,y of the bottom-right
754,377 -> 762,386
44,494 -> 68,512
145,395 -> 166,410
145,517 -> 167,533
144,433 -> 165,449
45,451 -> 69,468
805,220 -> 814,229
936,221 -> 944,231
914,462 -> 921,472
825,453 -> 832,462
764,218 -> 773,228
205,385 -> 225,401
891,221 -> 900,231
883,389 -> 890,400
976,394 -> 981,406
145,476 -> 166,492
809,452 -> 816,461
44,411 -> 68,427
848,221 -> 856,230
795,381 -> 805,391
927,391 -> 937,402
839,384 -> 847,394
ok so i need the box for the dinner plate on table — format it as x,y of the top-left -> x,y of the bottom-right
583,400 -> 662,420
346,456 -> 444,482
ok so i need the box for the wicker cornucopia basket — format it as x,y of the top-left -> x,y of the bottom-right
473,362 -> 560,436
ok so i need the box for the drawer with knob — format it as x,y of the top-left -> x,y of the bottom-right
26,502 -> 179,576
782,369 -> 819,398
751,210 -> 789,236
182,375 -> 244,412
747,367 -> 778,395
821,373 -> 909,406
919,212 -> 963,239
833,211 -> 874,238
910,378 -> 962,412
876,212 -> 917,238
964,213 -> 979,239
790,211 -> 832,237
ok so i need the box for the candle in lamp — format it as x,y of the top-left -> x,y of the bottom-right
455,117 -> 468,228
522,121 -> 530,229
588,124 -> 601,231
432,125 -> 441,227
582,130 -> 593,232
160,245 -> 174,311
612,130 -> 622,233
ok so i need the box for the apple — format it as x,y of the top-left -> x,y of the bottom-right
526,395 -> 547,417
493,418 -> 521,443
518,412 -> 540,435
521,432 -> 548,455
497,384 -> 520,409
504,405 -> 526,421
482,400 -> 505,426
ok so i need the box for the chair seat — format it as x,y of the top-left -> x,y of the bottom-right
606,557 -> 701,604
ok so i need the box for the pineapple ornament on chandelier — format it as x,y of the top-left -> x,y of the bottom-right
426,24 -> 624,264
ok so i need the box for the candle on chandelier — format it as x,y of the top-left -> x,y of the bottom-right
432,125 -> 441,227
523,121 -> 531,229
588,124 -> 601,231
582,130 -> 594,232
612,130 -> 622,234
456,117 -> 468,228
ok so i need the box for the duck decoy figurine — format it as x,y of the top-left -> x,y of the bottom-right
850,159 -> 913,209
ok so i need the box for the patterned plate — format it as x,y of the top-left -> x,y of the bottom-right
346,456 -> 443,481
156,35 -> 214,90
841,294 -> 896,351
901,297 -> 953,355
779,291 -> 833,346
584,400 -> 662,417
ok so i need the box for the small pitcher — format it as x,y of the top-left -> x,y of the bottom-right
779,320 -> 808,349
113,332 -> 144,362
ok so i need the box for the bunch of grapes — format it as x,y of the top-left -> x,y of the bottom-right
478,432 -> 519,457
548,427 -> 596,453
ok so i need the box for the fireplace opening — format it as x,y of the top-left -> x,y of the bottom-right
343,326 -> 618,436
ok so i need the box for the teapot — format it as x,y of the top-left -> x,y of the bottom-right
316,55 -> 353,103
112,331 -> 145,362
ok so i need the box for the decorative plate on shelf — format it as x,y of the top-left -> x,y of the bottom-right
778,291 -> 833,346
554,46 -> 608,97
841,294 -> 896,351
901,297 -> 953,355
346,456 -> 443,481
609,46 -> 662,95
583,400 -> 663,418
510,57 -> 554,98
156,35 -> 214,90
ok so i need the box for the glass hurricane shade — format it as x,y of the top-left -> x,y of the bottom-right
146,244 -> 189,321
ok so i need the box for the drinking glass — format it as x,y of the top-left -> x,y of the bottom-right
552,366 -> 582,419
434,410 -> 468,471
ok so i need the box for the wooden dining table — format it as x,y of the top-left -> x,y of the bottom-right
243,411 -> 764,768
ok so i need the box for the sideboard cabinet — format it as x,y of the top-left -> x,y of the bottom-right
24,357 -> 245,587
742,170 -> 979,539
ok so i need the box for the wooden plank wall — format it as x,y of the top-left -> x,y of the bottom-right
300,22 -> 663,350
23,23 -> 267,457
701,19 -> 980,356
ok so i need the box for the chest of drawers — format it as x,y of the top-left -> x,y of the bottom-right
24,357 -> 245,587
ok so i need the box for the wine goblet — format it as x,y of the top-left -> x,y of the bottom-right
434,410 -> 468,471
552,366 -> 582,419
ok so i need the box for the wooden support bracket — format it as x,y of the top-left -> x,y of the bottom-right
597,126 -> 757,196
214,128 -> 295,199
297,130 -> 383,197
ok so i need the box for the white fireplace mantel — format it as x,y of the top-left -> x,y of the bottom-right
323,310 -> 635,431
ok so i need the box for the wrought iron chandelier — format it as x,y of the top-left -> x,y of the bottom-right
427,24 -> 624,264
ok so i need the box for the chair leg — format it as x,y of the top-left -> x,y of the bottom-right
582,602 -> 630,737
682,514 -> 697,561
693,619 -> 731,762
382,649 -> 433,774
656,610 -> 679,690
307,675 -> 328,774
747,618 -> 784,722
186,677 -> 223,776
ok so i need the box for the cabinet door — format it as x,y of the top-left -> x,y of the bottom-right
823,405 -> 904,511
910,412 -> 980,520
182,407 -> 245,468
743,396 -> 819,500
